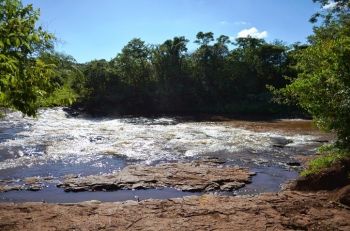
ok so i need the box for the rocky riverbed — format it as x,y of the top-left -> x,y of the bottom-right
2,159 -> 349,230
1,108 -> 349,230
57,161 -> 255,192
0,108 -> 334,202
1,189 -> 349,231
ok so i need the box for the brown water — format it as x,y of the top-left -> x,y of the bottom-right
0,108 -> 331,202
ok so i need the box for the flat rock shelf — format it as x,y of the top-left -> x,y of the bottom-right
1,191 -> 349,231
58,161 -> 255,192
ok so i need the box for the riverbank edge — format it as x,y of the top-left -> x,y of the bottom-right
0,188 -> 349,230
1,160 -> 349,231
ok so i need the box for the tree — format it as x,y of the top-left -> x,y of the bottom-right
39,52 -> 85,106
310,0 -> 350,23
111,38 -> 154,113
113,38 -> 151,86
150,36 -> 195,112
276,0 -> 350,148
0,0 -> 56,116
152,36 -> 188,83
191,32 -> 223,107
83,59 -> 113,100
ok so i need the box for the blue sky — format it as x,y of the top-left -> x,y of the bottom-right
23,0 -> 321,63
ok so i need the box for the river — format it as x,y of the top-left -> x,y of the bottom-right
0,108 -> 331,202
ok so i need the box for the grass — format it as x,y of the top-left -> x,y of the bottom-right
301,144 -> 349,176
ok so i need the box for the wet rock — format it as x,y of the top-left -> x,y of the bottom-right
0,179 -> 15,184
0,176 -> 57,193
23,176 -> 56,185
201,156 -> 226,164
27,184 -> 43,191
0,183 -> 43,192
311,138 -> 329,143
220,182 -> 245,191
0,184 -> 23,192
254,158 -> 269,165
63,174 -> 79,179
58,162 -> 255,192
270,137 -> 293,148
23,177 -> 41,185
286,161 -> 301,167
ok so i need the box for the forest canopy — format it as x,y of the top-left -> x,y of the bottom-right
75,34 -> 299,116
1,0 -> 350,152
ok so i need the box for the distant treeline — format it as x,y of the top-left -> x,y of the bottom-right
42,33 -> 306,116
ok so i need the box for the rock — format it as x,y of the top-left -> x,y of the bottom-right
201,157 -> 226,164
27,184 -> 43,191
270,137 -> 293,148
286,161 -> 301,167
0,184 -> 23,192
331,185 -> 350,206
63,174 -> 79,179
58,162 -> 255,192
24,177 -> 41,184
0,176 -> 57,192
0,183 -> 43,192
220,182 -> 245,191
0,179 -> 15,184
311,138 -> 329,143
1,191 -> 350,230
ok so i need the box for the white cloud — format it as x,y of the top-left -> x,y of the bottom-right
323,1 -> 337,9
236,27 -> 268,39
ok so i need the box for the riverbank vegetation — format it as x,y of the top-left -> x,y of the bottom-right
34,34 -> 304,117
1,0 -> 350,174
273,0 -> 350,175
0,0 -> 303,117
0,0 -> 56,116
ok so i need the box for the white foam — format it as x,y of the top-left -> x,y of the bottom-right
0,108 -> 319,170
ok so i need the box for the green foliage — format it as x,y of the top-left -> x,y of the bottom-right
39,84 -> 77,107
310,0 -> 350,23
274,2 -> 350,148
0,2 -> 294,116
151,36 -> 196,112
83,59 -> 116,99
301,145 -> 349,176
113,38 -> 152,86
0,0 -> 56,116
38,52 -> 84,107
79,33 -> 295,115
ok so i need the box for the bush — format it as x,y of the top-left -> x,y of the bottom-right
302,145 -> 349,176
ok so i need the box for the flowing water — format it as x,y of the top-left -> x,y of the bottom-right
0,108 -> 330,202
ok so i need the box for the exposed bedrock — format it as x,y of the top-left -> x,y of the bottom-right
58,161 -> 256,192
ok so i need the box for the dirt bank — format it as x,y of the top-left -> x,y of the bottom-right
0,190 -> 349,231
